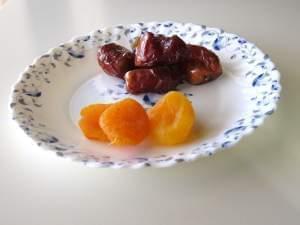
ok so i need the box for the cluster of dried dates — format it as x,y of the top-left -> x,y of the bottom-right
97,32 -> 222,94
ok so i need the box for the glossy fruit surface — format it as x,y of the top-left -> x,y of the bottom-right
100,98 -> 150,145
147,91 -> 195,145
79,104 -> 111,141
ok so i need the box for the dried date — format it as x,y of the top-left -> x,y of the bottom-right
97,43 -> 134,79
183,45 -> 222,85
134,32 -> 186,67
125,66 -> 183,94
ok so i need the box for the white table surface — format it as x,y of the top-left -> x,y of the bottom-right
1,1 -> 300,224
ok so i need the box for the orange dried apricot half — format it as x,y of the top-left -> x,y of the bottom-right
99,98 -> 150,145
147,91 -> 195,145
79,104 -> 111,141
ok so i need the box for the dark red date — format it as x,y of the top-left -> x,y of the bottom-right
97,43 -> 134,79
134,32 -> 186,67
125,66 -> 183,94
183,44 -> 222,85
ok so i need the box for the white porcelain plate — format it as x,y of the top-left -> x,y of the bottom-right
10,21 -> 281,168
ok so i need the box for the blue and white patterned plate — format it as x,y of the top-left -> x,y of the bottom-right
10,21 -> 281,168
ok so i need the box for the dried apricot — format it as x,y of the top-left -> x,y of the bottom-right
99,98 -> 150,145
147,91 -> 195,145
79,104 -> 111,141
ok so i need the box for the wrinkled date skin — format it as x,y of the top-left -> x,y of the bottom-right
134,32 -> 186,67
97,43 -> 134,79
125,66 -> 183,94
183,44 -> 222,85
